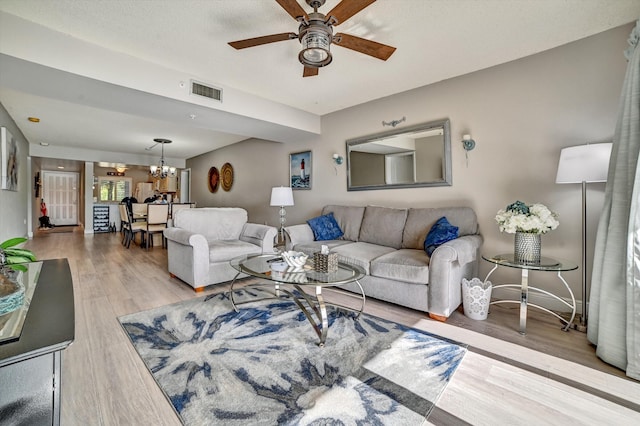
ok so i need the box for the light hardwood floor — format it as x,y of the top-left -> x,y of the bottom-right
24,230 -> 640,425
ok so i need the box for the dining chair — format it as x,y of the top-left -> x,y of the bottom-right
125,204 -> 147,249
132,203 -> 148,221
118,203 -> 130,246
169,203 -> 193,226
144,203 -> 169,250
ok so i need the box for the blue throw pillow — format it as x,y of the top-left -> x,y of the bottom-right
307,212 -> 344,241
424,216 -> 459,256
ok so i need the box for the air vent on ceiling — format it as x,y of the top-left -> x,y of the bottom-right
190,80 -> 222,102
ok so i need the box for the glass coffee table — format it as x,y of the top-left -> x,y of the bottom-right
229,254 -> 366,346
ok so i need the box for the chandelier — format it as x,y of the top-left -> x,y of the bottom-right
149,138 -> 176,178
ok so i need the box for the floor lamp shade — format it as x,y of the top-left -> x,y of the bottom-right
556,143 -> 612,184
555,142 -> 612,330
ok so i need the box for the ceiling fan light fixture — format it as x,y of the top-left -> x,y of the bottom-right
298,17 -> 332,68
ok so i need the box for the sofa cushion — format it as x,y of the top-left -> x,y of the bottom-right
358,206 -> 408,249
370,249 -> 430,284
424,217 -> 459,256
208,240 -> 261,263
321,205 -> 365,242
174,207 -> 248,240
402,207 -> 478,249
332,242 -> 396,275
307,212 -> 344,241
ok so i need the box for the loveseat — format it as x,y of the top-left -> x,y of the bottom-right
285,205 -> 483,320
164,208 -> 277,291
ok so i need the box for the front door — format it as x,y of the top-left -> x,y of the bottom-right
42,171 -> 79,226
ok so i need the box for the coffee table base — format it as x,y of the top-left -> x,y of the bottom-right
229,276 -> 366,347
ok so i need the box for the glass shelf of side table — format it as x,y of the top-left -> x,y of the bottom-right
482,254 -> 578,334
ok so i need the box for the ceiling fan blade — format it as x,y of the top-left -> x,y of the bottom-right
275,0 -> 309,21
303,67 -> 319,77
334,33 -> 396,60
228,32 -> 297,49
327,0 -> 376,25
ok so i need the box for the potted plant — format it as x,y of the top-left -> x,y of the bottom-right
0,237 -> 36,315
0,237 -> 36,272
495,201 -> 559,263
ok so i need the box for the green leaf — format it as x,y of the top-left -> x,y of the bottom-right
7,264 -> 27,272
5,255 -> 33,264
4,248 -> 36,261
0,237 -> 27,249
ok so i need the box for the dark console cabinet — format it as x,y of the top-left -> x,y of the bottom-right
0,259 -> 75,425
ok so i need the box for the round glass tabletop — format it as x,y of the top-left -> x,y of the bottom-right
482,253 -> 578,271
230,254 -> 365,287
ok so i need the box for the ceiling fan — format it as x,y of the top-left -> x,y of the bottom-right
228,0 -> 396,77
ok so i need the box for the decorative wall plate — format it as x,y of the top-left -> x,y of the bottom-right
208,167 -> 219,193
221,163 -> 234,191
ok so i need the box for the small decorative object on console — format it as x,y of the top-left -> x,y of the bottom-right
0,237 -> 36,316
314,245 -> 338,273
281,251 -> 308,271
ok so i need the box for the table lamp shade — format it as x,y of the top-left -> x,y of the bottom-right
556,143 -> 612,184
270,187 -> 294,207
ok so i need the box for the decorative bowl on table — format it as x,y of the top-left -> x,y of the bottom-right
281,251 -> 309,271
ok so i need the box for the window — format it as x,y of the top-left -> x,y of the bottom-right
98,176 -> 132,202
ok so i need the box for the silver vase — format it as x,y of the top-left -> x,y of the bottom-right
514,232 -> 541,263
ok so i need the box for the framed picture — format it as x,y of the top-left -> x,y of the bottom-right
290,150 -> 311,190
1,127 -> 18,191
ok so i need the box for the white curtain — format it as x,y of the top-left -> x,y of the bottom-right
588,20 -> 640,380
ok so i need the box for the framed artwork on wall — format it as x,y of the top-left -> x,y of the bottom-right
290,150 -> 311,190
1,127 -> 18,191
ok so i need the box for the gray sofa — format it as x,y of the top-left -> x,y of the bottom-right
164,207 -> 277,291
285,205 -> 483,320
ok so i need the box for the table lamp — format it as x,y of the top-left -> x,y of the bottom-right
270,186 -> 294,245
556,142 -> 612,331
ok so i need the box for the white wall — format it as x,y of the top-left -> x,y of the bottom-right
187,24 -> 632,308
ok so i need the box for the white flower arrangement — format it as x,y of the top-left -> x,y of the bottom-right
495,201 -> 559,234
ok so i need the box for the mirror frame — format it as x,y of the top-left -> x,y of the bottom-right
346,118 -> 452,191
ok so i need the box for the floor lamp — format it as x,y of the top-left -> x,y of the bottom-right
270,186 -> 294,246
555,142 -> 612,331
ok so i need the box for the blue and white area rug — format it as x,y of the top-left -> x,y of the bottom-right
119,289 -> 467,425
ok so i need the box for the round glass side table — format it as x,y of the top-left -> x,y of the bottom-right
482,254 -> 578,335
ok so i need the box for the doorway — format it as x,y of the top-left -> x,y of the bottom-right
42,171 -> 79,226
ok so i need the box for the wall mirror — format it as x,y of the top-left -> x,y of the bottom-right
346,118 -> 451,191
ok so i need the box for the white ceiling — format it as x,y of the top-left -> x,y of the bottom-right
0,0 -> 638,170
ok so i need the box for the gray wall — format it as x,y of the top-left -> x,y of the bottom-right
187,23 -> 632,303
0,102 -> 29,242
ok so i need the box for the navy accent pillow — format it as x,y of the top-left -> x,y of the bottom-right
307,212 -> 344,241
424,216 -> 459,256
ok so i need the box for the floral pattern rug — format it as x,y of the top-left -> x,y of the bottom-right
119,289 -> 467,425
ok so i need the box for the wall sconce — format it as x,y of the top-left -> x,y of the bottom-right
332,153 -> 343,175
461,134 -> 476,167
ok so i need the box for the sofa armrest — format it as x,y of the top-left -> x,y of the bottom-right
284,224 -> 315,250
428,234 -> 484,318
164,227 -> 208,251
240,223 -> 278,253
433,234 -> 483,265
163,227 -> 210,287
